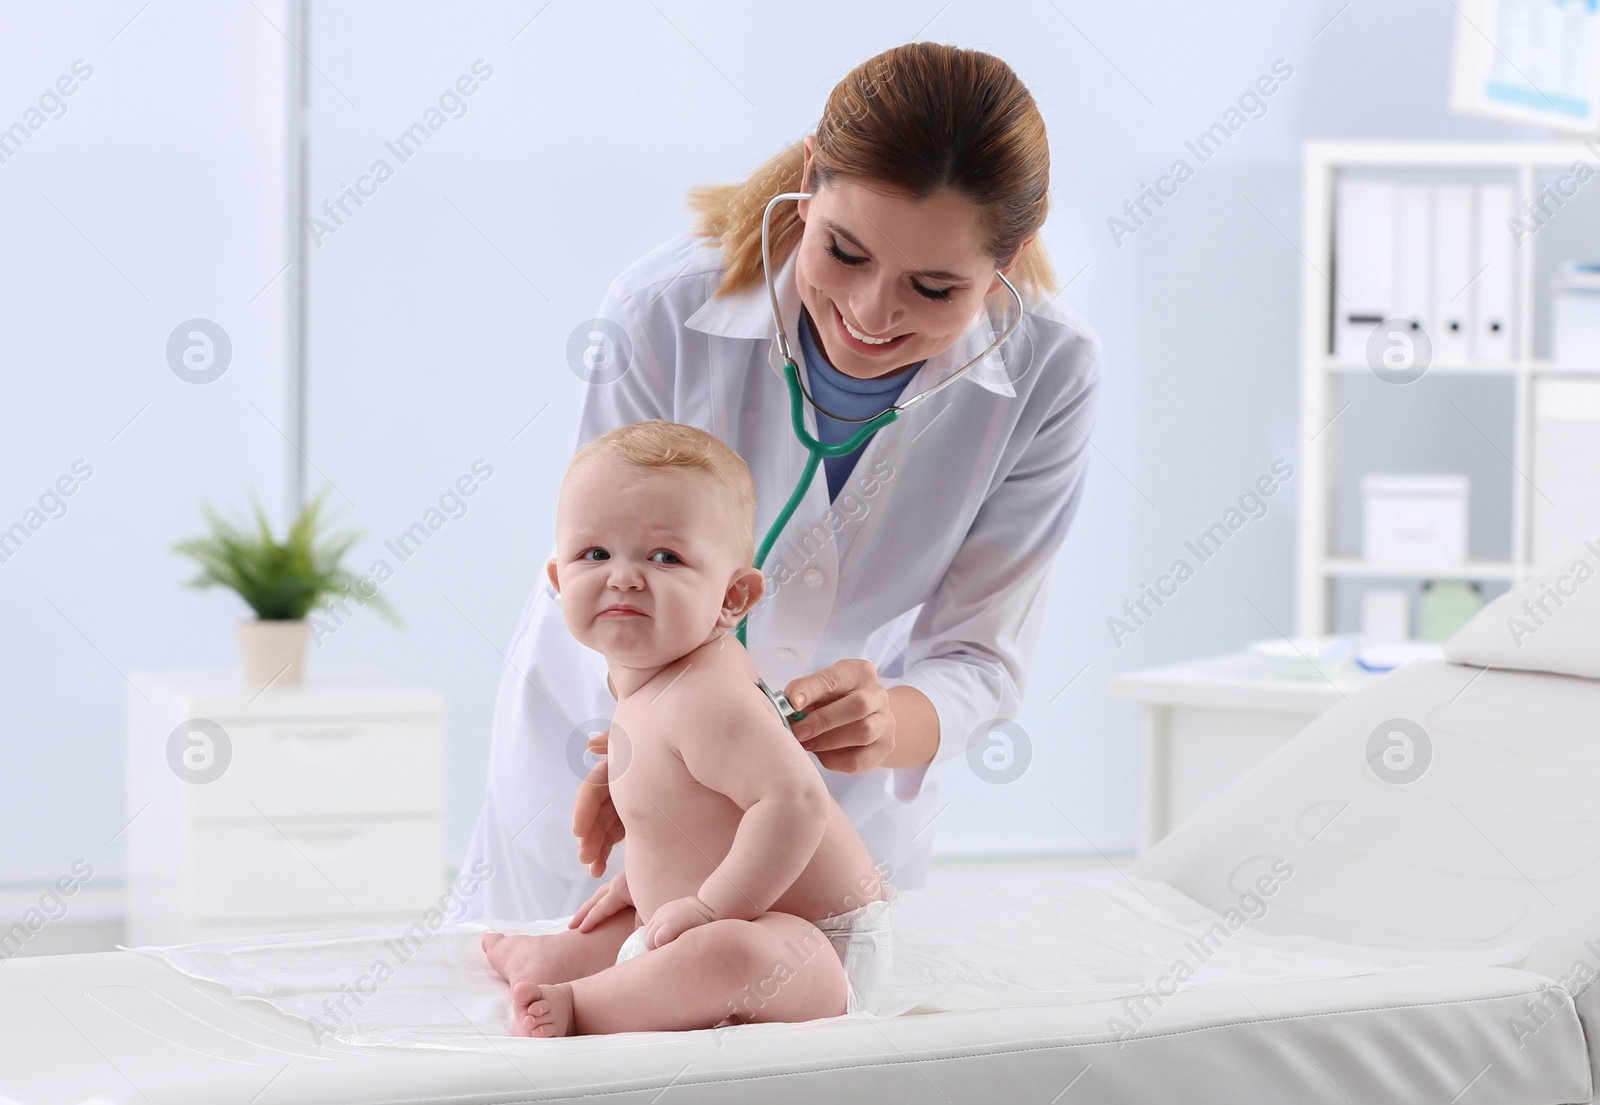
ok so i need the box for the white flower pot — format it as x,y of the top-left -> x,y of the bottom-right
237,619 -> 310,690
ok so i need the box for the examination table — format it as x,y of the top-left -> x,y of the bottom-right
4,557 -> 1599,1103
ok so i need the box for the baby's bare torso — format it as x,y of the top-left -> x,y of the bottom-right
608,636 -> 885,926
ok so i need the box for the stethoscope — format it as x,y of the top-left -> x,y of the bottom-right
736,190 -> 1027,664
736,192 -> 1024,665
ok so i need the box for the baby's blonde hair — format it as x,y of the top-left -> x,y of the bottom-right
566,420 -> 757,567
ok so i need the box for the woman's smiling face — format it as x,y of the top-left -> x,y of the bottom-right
794,134 -> 1029,380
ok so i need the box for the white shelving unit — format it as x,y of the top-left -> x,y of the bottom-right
1296,140 -> 1600,636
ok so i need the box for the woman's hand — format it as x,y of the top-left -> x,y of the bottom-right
568,869 -> 633,932
642,895 -> 719,950
572,730 -> 625,877
784,658 -> 898,773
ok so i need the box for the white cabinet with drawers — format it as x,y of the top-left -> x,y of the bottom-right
124,667 -> 446,944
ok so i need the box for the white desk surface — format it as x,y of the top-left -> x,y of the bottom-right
1106,650 -> 1383,714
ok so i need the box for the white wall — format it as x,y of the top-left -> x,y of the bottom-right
0,2 -> 296,882
0,0 -> 1549,886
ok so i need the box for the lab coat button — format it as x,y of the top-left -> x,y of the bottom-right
776,646 -> 798,660
803,567 -> 825,587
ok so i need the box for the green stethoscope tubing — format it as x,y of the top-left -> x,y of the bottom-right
732,190 -> 1025,661
735,359 -> 900,652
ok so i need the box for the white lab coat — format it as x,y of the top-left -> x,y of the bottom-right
461,231 -> 1101,921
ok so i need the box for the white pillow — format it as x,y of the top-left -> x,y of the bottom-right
1444,538 -> 1600,679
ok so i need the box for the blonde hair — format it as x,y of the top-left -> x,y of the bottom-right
688,42 -> 1057,300
566,420 -> 757,567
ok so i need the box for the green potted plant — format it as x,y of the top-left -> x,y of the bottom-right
172,487 -> 400,689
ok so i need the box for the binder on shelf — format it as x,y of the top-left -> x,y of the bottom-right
1475,183 -> 1516,362
1394,184 -> 1433,345
1333,178 -> 1396,359
1433,183 -> 1477,363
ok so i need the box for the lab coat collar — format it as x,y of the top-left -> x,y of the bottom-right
684,243 -> 1018,399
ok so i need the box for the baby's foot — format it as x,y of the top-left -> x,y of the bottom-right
511,980 -> 576,1038
481,932 -> 581,989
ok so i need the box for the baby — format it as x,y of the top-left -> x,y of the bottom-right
481,419 -> 893,1036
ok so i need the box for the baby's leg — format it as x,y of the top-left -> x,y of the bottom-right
482,906 -> 637,990
514,912 -> 846,1037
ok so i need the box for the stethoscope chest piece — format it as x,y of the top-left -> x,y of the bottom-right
756,676 -> 805,733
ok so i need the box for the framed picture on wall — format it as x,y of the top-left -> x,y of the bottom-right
1450,0 -> 1600,132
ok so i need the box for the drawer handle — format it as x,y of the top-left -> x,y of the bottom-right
279,826 -> 362,861
282,827 -> 361,842
274,727 -> 363,764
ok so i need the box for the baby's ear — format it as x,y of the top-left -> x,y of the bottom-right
718,567 -> 766,626
545,558 -> 560,593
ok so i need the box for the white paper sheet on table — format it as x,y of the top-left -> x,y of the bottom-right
128,873 -> 1532,1051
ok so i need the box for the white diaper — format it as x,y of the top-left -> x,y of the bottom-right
614,887 -> 896,1016
817,890 -> 896,1015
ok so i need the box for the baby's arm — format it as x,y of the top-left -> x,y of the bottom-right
673,696 -> 830,923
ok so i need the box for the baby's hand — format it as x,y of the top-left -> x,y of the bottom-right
643,895 -> 719,950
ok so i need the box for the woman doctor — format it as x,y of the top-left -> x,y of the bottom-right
462,42 -> 1101,921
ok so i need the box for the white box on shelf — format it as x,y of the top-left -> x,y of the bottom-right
1361,588 -> 1411,642
1361,473 -> 1470,565
1551,262 -> 1600,362
1532,377 -> 1600,564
